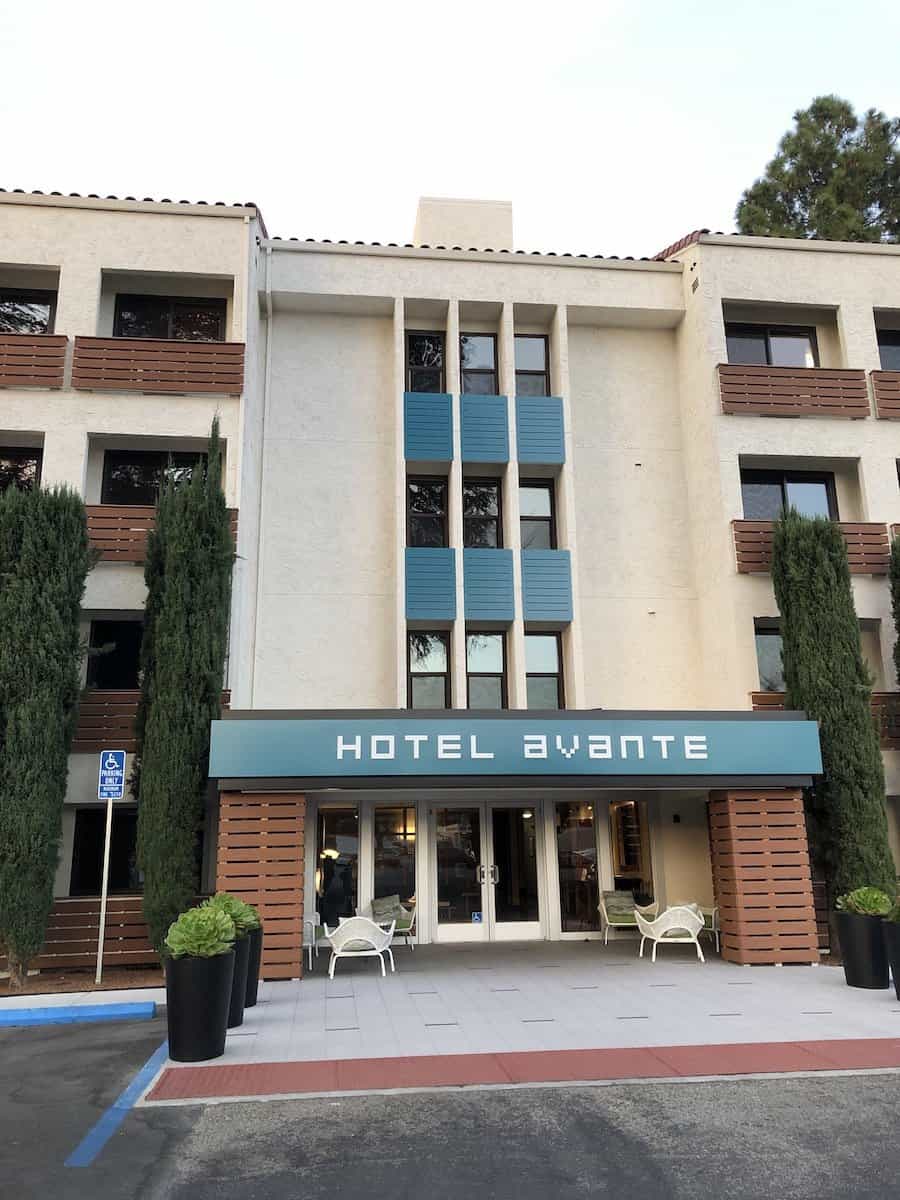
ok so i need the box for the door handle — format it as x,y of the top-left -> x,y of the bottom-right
476,864 -> 486,884
489,865 -> 500,886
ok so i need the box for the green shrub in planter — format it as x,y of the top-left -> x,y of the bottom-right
202,894 -> 257,1027
203,893 -> 258,935
883,898 -> 900,1001
835,887 -> 892,989
163,906 -> 236,1062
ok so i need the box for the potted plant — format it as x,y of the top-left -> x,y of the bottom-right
884,900 -> 900,1002
203,894 -> 257,1028
835,887 -> 892,989
243,904 -> 264,1009
164,906 -> 236,1063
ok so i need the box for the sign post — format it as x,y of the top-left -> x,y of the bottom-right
95,750 -> 127,985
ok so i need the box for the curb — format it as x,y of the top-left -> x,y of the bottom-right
0,1001 -> 157,1027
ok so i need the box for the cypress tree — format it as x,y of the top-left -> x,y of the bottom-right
889,536 -> 900,688
136,419 -> 234,950
771,511 -> 896,902
0,487 -> 90,989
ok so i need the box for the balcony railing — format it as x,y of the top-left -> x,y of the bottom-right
72,337 -> 244,394
0,333 -> 67,388
872,371 -> 900,419
73,689 -> 231,753
752,691 -> 900,751
87,505 -> 238,563
718,364 -> 869,418
733,520 -> 890,575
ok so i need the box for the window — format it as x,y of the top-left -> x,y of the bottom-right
740,469 -> 837,521
515,335 -> 550,396
463,479 -> 502,547
725,323 -> 818,368
460,333 -> 498,394
407,477 -> 448,547
754,620 -> 785,692
525,632 -> 563,709
101,449 -> 206,506
406,331 -> 445,392
86,620 -> 143,690
373,806 -> 416,905
877,329 -> 900,371
70,807 -> 139,896
113,294 -> 226,342
466,631 -> 506,709
519,480 -> 556,548
609,799 -> 654,902
0,289 -> 56,335
555,802 -> 600,932
0,447 -> 42,492
408,632 -> 450,708
316,808 -> 358,927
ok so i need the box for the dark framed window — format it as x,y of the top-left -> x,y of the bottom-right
407,477 -> 448,547
725,323 -> 819,368
101,449 -> 206,506
373,806 -> 416,905
0,447 -> 42,492
877,329 -> 900,371
466,631 -> 506,709
70,807 -> 140,896
463,479 -> 502,547
0,289 -> 56,335
740,468 -> 837,521
754,619 -> 785,692
460,333 -> 498,394
316,808 -> 359,927
515,335 -> 550,396
519,479 -> 557,548
86,619 -> 143,690
113,294 -> 226,342
525,632 -> 563,709
408,631 -> 450,709
407,331 -> 445,392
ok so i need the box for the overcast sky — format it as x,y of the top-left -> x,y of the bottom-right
2,1 -> 899,258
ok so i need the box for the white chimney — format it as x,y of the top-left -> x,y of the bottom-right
413,197 -> 513,251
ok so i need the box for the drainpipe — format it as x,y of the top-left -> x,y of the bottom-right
248,245 -> 273,707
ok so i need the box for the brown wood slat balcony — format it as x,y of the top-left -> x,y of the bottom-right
72,337 -> 244,394
718,364 -> 869,418
87,505 -> 238,562
73,689 -> 231,754
752,691 -> 900,751
0,333 -> 67,388
872,371 -> 900,419
733,520 -> 889,575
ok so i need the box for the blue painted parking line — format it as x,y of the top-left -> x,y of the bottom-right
65,1039 -> 169,1167
0,1002 -> 156,1027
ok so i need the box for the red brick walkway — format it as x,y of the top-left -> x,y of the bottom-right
146,1037 -> 900,1102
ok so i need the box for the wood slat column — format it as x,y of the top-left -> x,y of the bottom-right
216,792 -> 305,980
708,789 -> 819,966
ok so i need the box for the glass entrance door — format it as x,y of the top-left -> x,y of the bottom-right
433,803 -> 542,942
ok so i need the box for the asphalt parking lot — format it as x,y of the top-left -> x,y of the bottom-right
2,1018 -> 900,1200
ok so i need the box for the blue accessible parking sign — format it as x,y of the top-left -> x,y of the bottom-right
98,750 -> 127,801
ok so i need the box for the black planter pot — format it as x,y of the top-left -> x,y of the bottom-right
165,949 -> 235,1063
884,921 -> 900,1001
228,934 -> 251,1028
245,924 -> 264,1008
836,910 -> 889,989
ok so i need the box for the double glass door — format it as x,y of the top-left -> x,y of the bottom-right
433,803 -> 542,941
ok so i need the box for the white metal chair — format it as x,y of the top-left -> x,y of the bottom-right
303,911 -> 331,971
325,916 -> 396,978
699,905 -> 720,954
635,905 -> 705,963
598,891 -> 659,944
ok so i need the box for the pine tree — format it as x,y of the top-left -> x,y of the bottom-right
0,487 -> 90,989
736,96 -> 900,242
771,511 -> 896,902
136,419 -> 234,950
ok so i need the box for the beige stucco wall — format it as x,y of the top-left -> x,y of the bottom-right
654,795 -> 716,908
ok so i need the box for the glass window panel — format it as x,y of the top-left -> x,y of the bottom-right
0,448 -> 41,492
526,676 -> 560,710
515,372 -> 549,397
468,676 -> 503,709
769,333 -> 816,368
514,336 -> 547,372
784,480 -> 832,519
556,802 -> 600,932
86,620 -> 143,690
409,632 -> 447,673
316,808 -> 358,926
172,301 -> 225,342
101,450 -> 205,505
464,516 -> 499,548
519,485 -> 552,517
520,519 -> 552,550
525,634 -> 559,673
755,630 -> 785,691
373,806 -> 416,906
463,482 -> 499,517
466,632 -> 503,673
409,368 -> 442,393
877,331 -> 900,371
461,369 -> 497,394
460,334 -> 496,369
491,808 -> 539,922
741,479 -> 785,520
726,329 -> 768,365
610,800 -> 653,901
436,807 -> 481,923
0,294 -> 53,334
408,332 -> 444,370
409,515 -> 445,547
411,676 -> 447,709
114,295 -> 170,339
